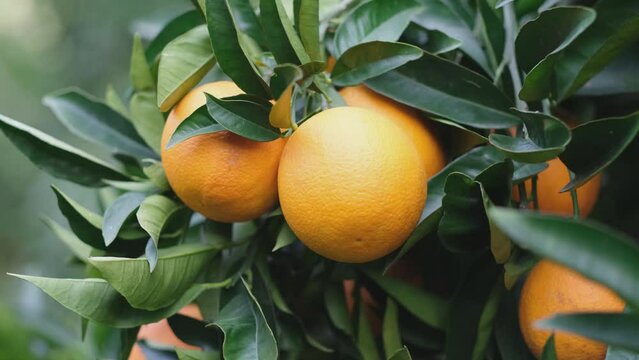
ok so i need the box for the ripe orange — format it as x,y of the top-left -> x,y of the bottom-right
519,260 -> 625,360
278,107 -> 427,263
339,85 -> 445,178
514,158 -> 602,217
160,81 -> 286,222
129,304 -> 203,360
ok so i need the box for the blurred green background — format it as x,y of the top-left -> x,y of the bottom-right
0,1 -> 186,358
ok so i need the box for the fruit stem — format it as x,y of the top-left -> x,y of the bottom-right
570,189 -> 580,219
531,175 -> 539,210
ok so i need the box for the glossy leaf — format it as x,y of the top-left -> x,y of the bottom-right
540,335 -> 557,360
205,94 -> 280,141
260,0 -> 310,65
357,299 -> 380,360
130,34 -> 155,91
489,110 -> 571,163
43,89 -> 155,158
487,208 -> 639,308
555,0 -> 639,100
89,244 -> 219,310
145,10 -> 205,64
516,7 -> 596,101
332,41 -> 423,87
9,274 -> 227,328
103,192 -> 147,247
559,112 -> 639,191
213,278 -> 278,360
228,0 -> 266,48
576,45 -> 639,96
129,91 -> 165,153
366,55 -> 520,129
297,0 -> 321,61
477,0 -> 505,70
42,217 -> 96,262
363,268 -> 449,330
206,0 -> 270,98
383,299 -> 402,359
0,114 -> 127,187
334,0 -> 423,57
166,105 -> 224,149
157,25 -> 216,112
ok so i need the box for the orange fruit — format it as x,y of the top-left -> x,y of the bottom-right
278,107 -> 427,263
129,304 -> 203,360
519,260 -> 625,360
160,81 -> 286,222
339,85 -> 445,178
514,158 -> 602,217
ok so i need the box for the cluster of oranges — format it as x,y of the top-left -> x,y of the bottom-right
139,81 -> 622,360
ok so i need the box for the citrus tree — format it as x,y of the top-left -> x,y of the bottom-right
1,0 -> 639,359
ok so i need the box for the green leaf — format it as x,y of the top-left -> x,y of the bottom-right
168,313 -> 220,350
332,41 -> 423,87
205,93 -> 280,141
157,25 -> 216,112
103,192 -> 147,247
487,208 -> 639,309
489,110 -> 571,163
366,55 -> 520,129
130,34 -> 155,91
0,114 -> 129,187
516,7 -> 596,101
334,0 -> 423,57
43,89 -> 155,158
576,45 -> 639,96
357,299 -> 380,360
323,281 -> 353,336
105,84 -> 129,117
540,335 -> 557,360
555,0 -> 639,100
495,286 -> 536,360
145,10 -> 205,65
477,0 -> 505,70
383,299 -> 402,359
260,0 -> 310,64
559,112 -> 639,191
297,0 -> 321,61
142,159 -> 170,191
89,244 -> 219,311
362,268 -> 449,330
269,65 -> 302,129
389,347 -> 412,360
270,64 -> 303,100
413,0 -> 491,75
206,0 -> 271,98
538,313 -> 639,353
8,274 -> 227,328
166,105 -> 225,149
129,91 -> 165,153
176,348 -> 221,360
42,217 -> 96,262
472,281 -> 503,360
213,278 -> 278,360
606,346 -> 639,359
272,222 -> 297,252
228,0 -> 266,48
136,195 -> 186,249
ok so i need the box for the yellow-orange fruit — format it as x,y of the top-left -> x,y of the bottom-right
514,158 -> 602,217
278,107 -> 427,263
519,260 -> 625,360
129,305 -> 203,360
339,85 -> 445,178
160,81 -> 286,222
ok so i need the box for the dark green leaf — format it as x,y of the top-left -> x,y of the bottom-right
576,45 -> 639,96
512,162 -> 548,183
332,41 -> 423,86
472,281 -> 503,360
495,285 -> 536,360
383,299 -> 402,359
260,0 -> 310,65
555,0 -> 639,100
205,93 -> 280,141
228,0 -> 266,48
389,347 -> 412,360
130,34 -> 155,91
366,55 -> 520,129
0,115 -> 127,186
270,64 -> 303,100
42,217 -> 96,262
489,110 -> 571,163
540,335 -> 557,360
272,222 -> 297,252
323,281 -> 353,335
166,106 -> 222,150
168,313 -> 220,350
206,0 -> 271,98
516,7 -> 596,101
487,208 -> 639,309
103,192 -> 147,247
213,278 -> 278,360
43,89 -> 154,158
538,313 -> 639,353
129,91 -> 165,153
297,0 -> 321,61
362,268 -> 449,330
146,10 -> 205,65
157,25 -> 216,112
8,274 -> 227,328
559,112 -> 639,191
89,244 -> 220,311
477,0 -> 505,70
357,298 -> 380,360
176,348 -> 221,360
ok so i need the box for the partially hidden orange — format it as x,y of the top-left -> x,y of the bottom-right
160,81 -> 286,222
519,260 -> 625,360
